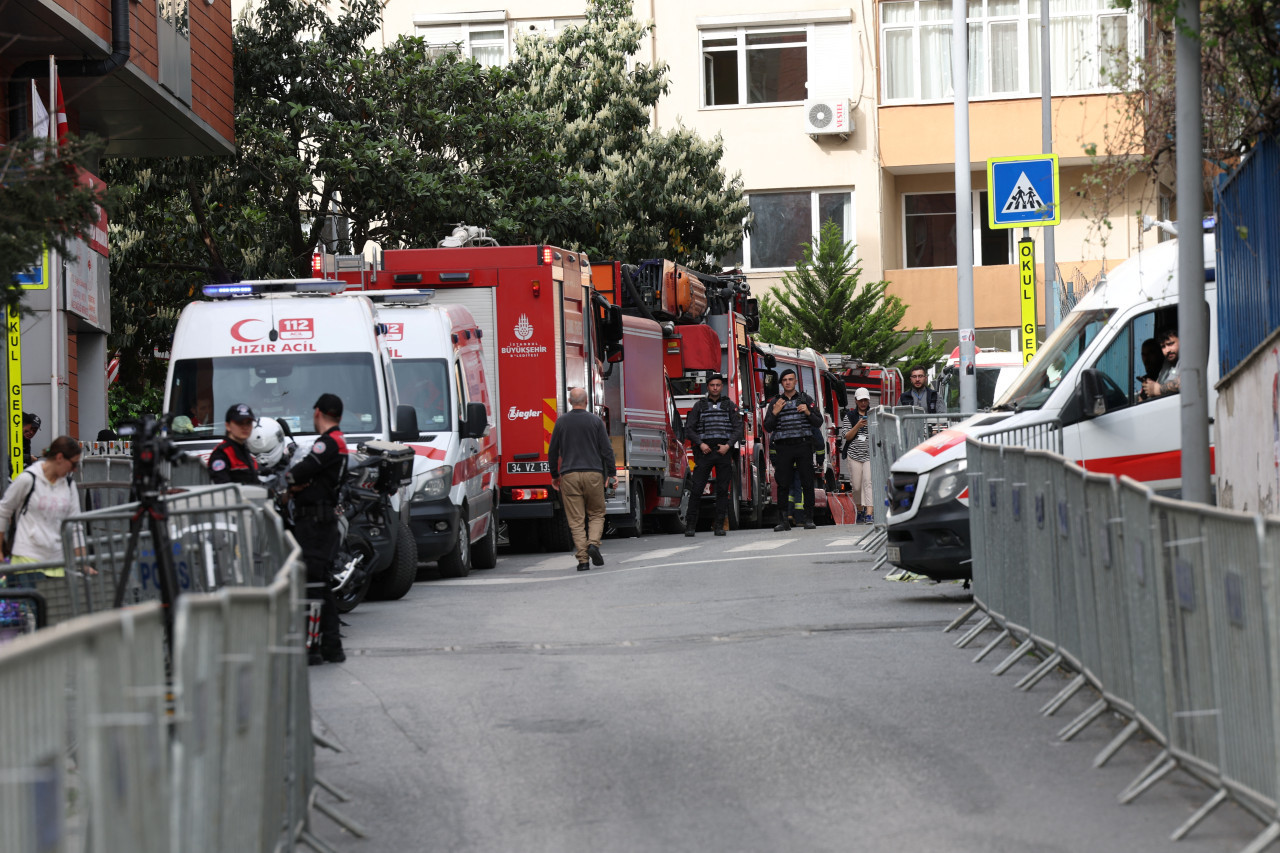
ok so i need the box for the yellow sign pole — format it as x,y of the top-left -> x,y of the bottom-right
1018,235 -> 1038,365
7,303 -> 23,475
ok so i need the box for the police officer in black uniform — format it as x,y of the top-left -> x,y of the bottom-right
683,373 -> 742,537
287,393 -> 348,665
763,368 -> 822,532
208,403 -> 260,485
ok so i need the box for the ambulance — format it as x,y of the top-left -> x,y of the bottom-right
365,291 -> 498,577
886,233 -> 1218,581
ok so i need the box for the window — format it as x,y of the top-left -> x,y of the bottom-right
702,27 -> 810,106
391,359 -> 450,429
743,189 -> 854,270
1092,305 -> 1183,409
881,0 -> 1138,103
903,192 -> 1011,268
417,19 -> 509,66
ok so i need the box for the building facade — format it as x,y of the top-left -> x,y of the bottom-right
3,0 -> 235,447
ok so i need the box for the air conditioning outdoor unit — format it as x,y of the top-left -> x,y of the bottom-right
804,97 -> 853,138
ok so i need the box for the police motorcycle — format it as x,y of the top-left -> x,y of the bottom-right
248,419 -> 419,612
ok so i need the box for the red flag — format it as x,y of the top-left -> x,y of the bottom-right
55,78 -> 67,146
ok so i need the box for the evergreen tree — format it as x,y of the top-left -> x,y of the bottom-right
758,221 -> 946,369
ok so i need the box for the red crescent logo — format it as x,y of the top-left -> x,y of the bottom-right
231,319 -> 265,342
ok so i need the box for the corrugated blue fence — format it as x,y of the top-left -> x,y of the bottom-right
1215,135 -> 1280,376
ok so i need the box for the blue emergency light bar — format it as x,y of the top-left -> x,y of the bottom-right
202,279 -> 347,299
365,289 -> 436,305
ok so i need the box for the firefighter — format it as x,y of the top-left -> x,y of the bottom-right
287,393 -> 348,665
683,373 -> 742,536
208,403 -> 260,485
763,368 -> 822,532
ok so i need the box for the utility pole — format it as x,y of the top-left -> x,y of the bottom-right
1040,0 -> 1057,337
954,0 -> 976,414
1176,0 -> 1211,503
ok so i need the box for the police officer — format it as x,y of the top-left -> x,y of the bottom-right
21,413 -> 40,466
763,368 -> 822,532
683,373 -> 742,537
287,393 -> 348,665
208,403 -> 260,485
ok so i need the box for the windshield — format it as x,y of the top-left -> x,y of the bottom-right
168,352 -> 382,440
391,358 -> 450,431
993,308 -> 1114,411
942,366 -> 1016,412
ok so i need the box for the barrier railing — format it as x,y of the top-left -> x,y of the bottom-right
959,435 -> 1280,849
0,489 -> 339,852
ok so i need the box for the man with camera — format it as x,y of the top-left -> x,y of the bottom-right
287,393 -> 348,665
208,403 -> 260,486
682,373 -> 742,537
763,368 -> 822,532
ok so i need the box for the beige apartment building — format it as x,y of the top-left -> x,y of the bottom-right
367,0 -> 1160,349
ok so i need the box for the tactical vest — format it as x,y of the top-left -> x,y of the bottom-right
698,398 -> 735,441
772,395 -> 813,442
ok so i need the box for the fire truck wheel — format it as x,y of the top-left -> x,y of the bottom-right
620,483 -> 644,537
439,510 -> 473,577
368,521 -> 418,601
505,520 -> 540,553
726,470 -> 742,530
748,456 -> 767,528
539,509 -> 575,552
473,508 -> 499,570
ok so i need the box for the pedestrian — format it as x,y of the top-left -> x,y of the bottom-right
683,373 -> 743,537
841,388 -> 875,523
764,368 -> 821,532
287,393 -> 348,665
899,365 -> 939,412
21,412 -> 40,466
208,403 -> 261,485
0,436 -> 89,586
547,387 -> 616,571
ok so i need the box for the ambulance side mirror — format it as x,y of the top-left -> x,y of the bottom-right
1079,369 -> 1108,418
391,405 -> 420,442
461,402 -> 488,439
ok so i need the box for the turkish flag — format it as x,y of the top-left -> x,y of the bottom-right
55,78 -> 67,146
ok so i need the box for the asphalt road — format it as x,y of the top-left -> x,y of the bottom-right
309,523 -> 1263,852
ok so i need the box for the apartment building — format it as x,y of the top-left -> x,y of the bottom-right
374,0 -> 1158,351
3,0 -> 236,442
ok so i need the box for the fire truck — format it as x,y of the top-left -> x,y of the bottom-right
824,355 -> 905,409
331,243 -> 624,551
607,260 -> 779,529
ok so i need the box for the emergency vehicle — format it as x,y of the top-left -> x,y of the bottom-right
825,356 -> 904,409
936,348 -> 1024,412
364,291 -> 498,577
590,261 -> 688,533
613,260 -> 776,529
886,233 -> 1218,581
332,244 -> 623,552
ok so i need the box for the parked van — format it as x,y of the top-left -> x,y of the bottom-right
936,348 -> 1026,412
366,291 -> 498,577
886,234 -> 1217,580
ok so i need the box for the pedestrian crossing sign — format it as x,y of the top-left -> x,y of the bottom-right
986,154 -> 1061,229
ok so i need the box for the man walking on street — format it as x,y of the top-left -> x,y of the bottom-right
288,393 -> 348,665
683,373 -> 742,537
764,368 -> 822,532
841,388 -> 874,523
548,387 -> 617,571
899,365 -> 939,412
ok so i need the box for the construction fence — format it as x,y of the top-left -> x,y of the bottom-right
0,482 -> 339,853
959,436 -> 1280,851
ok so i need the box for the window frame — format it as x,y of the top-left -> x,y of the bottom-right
415,18 -> 511,66
700,24 -> 811,110
741,187 -> 856,272
901,190 -> 1012,269
879,0 -> 1141,105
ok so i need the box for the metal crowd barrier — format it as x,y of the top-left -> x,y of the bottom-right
959,435 -> 1280,850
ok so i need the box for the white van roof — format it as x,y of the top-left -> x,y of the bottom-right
1074,233 -> 1215,314
169,292 -> 381,361
377,303 -> 481,359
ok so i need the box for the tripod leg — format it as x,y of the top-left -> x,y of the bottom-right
112,509 -> 147,609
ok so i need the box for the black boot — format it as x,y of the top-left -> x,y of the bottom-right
713,517 -> 726,536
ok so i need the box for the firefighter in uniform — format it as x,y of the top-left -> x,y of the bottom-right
763,368 -> 822,532
683,373 -> 742,537
287,393 -> 348,665
208,403 -> 260,485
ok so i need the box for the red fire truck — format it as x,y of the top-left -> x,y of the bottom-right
332,244 -> 624,551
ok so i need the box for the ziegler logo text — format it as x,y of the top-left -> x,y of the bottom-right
507,407 -> 541,420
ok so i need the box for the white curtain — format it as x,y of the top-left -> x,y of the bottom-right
989,21 -> 1019,92
885,29 -> 915,99
921,24 -> 953,99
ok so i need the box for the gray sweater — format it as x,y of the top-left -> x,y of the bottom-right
547,408 -> 616,478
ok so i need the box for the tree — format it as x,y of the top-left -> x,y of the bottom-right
0,134 -> 101,313
512,0 -> 750,266
758,221 -> 947,369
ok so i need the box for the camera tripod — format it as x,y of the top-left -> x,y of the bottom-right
111,481 -> 182,639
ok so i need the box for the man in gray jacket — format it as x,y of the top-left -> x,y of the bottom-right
548,387 -> 618,571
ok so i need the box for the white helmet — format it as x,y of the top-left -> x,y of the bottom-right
248,417 -> 290,469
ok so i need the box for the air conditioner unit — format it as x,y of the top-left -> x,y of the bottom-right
804,97 -> 853,138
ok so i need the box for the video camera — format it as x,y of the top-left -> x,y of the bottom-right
117,413 -> 186,497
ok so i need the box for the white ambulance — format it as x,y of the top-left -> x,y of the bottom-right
365,291 -> 497,577
886,233 -> 1218,581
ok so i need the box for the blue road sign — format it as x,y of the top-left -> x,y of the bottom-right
986,154 -> 1061,229
13,264 -> 41,285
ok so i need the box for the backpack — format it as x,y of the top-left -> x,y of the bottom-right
2,471 -> 38,559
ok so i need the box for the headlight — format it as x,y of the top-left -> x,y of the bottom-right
413,465 -> 453,501
921,459 -> 968,507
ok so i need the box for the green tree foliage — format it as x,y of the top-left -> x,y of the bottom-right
513,0 -> 749,266
758,221 -> 946,369
0,135 -> 101,313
